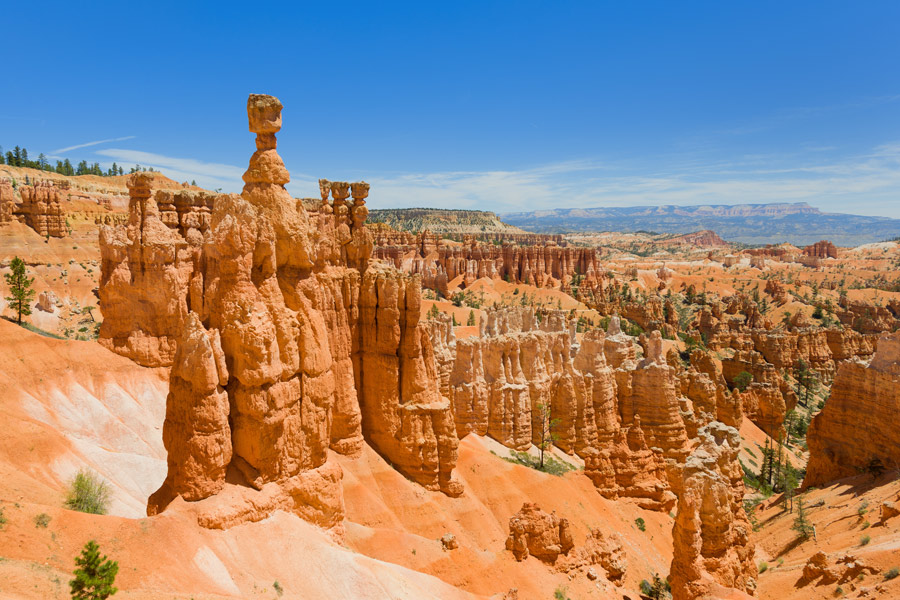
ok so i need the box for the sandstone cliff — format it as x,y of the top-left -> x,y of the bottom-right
0,177 -> 67,237
805,331 -> 900,487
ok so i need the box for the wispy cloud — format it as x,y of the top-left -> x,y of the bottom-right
351,143 -> 900,219
94,148 -> 319,192
95,148 -> 246,190
51,136 -> 136,155
91,142 -> 900,219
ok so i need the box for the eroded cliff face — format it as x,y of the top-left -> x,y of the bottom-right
670,423 -> 756,600
805,331 -> 900,487
100,95 -> 460,530
428,309 -> 680,511
374,233 -> 603,293
0,177 -> 67,237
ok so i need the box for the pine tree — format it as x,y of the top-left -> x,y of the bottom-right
64,159 -> 74,176
792,498 -> 815,540
427,303 -> 440,320
4,256 -> 36,325
20,148 -> 28,166
467,309 -> 476,326
0,146 -> 4,164
535,401 -> 561,470
69,540 -> 118,599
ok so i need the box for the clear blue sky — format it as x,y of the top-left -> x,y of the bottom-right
3,1 -> 899,216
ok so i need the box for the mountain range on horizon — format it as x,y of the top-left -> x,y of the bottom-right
502,202 -> 900,246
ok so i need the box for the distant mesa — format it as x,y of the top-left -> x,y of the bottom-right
502,202 -> 900,246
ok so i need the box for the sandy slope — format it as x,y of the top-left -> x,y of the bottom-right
0,321 -> 486,599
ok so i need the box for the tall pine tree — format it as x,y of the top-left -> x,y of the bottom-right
4,256 -> 35,325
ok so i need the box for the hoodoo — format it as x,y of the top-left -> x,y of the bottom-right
97,95 -> 463,529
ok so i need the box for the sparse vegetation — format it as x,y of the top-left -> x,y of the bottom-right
34,512 -> 51,528
635,517 -> 646,532
498,450 -> 576,476
65,470 -> 111,515
859,534 -> 870,546
273,580 -> 283,597
885,567 -> 899,581
553,585 -> 571,600
758,561 -> 768,573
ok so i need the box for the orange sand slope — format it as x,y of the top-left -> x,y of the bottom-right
0,321 -> 479,599
0,318 -> 680,599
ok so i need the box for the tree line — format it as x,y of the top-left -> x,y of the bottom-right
1,144 -> 158,178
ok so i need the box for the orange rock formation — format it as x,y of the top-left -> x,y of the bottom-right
670,422 -> 756,600
100,95 -> 461,531
0,177 -> 67,237
805,330 -> 900,487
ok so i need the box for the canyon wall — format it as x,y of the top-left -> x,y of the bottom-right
805,331 -> 900,487
374,234 -> 603,292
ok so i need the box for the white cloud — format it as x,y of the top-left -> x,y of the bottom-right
94,148 -> 321,193
91,142 -> 900,219
50,136 -> 136,156
355,143 -> 900,219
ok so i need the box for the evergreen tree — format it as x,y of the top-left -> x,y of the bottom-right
4,256 -> 36,325
5,151 -> 13,166
781,465 -> 800,513
38,153 -> 49,170
0,146 -> 4,164
792,498 -> 815,540
64,159 -> 74,176
13,146 -> 22,166
535,401 -> 561,470
69,540 -> 118,599
427,303 -> 440,320
20,147 -> 28,166
467,309 -> 476,326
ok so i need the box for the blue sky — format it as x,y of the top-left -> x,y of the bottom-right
2,1 -> 899,216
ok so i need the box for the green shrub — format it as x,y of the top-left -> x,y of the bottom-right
34,513 -> 51,528
273,580 -> 283,597
0,507 -> 7,529
553,586 -> 571,600
635,517 -> 646,532
65,470 -> 111,515
860,535 -> 871,546
758,561 -> 768,573
733,371 -> 753,392
885,567 -> 899,580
